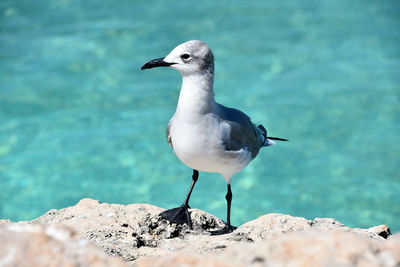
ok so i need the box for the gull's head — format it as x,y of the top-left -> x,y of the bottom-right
141,40 -> 214,76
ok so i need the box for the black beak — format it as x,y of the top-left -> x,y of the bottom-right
141,57 -> 175,70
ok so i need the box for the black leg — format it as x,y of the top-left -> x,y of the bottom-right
183,169 -> 199,208
210,183 -> 236,235
226,184 -> 232,227
159,170 -> 199,228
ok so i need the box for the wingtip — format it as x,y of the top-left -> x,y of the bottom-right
268,137 -> 289,142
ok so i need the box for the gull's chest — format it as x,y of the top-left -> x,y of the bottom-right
168,113 -> 252,177
169,114 -> 225,154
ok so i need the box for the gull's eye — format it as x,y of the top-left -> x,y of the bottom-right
181,53 -> 191,61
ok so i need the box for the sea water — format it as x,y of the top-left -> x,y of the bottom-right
1,0 -> 399,232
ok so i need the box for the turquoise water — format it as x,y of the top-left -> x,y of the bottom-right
1,0 -> 399,232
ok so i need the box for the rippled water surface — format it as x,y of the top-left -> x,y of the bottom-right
1,0 -> 399,232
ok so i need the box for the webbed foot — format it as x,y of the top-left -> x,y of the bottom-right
159,205 -> 193,228
210,224 -> 237,236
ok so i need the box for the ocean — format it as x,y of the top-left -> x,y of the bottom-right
0,0 -> 399,232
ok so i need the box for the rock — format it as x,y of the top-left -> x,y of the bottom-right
1,198 -> 398,266
0,223 -> 127,267
136,231 -> 400,267
0,220 -> 12,226
369,224 -> 392,239
136,253 -> 234,267
30,198 -> 226,263
230,213 -> 313,242
231,214 -> 389,242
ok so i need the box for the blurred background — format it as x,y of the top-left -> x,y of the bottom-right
0,0 -> 399,232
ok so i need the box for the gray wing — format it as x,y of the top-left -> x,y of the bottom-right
166,120 -> 173,148
218,104 -> 265,159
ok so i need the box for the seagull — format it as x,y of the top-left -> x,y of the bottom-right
141,40 -> 288,235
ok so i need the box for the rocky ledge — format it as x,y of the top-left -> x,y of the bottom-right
0,198 -> 399,266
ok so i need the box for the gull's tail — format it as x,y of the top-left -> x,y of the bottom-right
257,125 -> 289,147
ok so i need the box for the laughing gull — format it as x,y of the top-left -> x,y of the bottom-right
141,40 -> 288,234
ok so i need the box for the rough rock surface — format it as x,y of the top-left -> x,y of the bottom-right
1,198 -> 399,267
136,232 -> 400,267
0,223 -> 126,267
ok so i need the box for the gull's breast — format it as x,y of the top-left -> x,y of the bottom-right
169,114 -> 252,177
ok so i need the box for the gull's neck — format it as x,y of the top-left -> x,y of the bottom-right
176,71 -> 216,116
